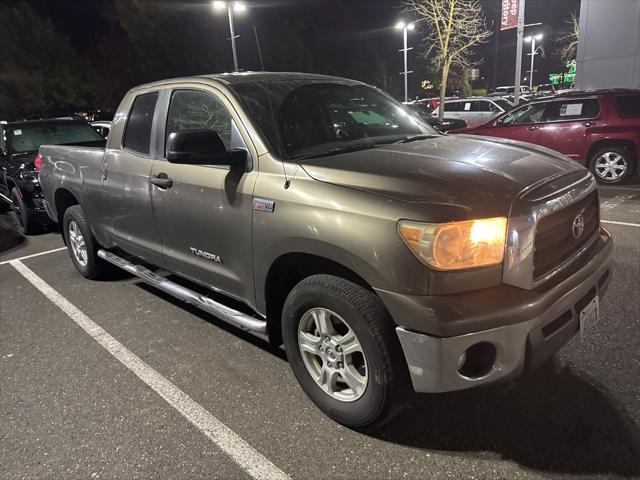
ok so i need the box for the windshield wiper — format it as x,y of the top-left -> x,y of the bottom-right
290,143 -> 381,161
392,134 -> 439,144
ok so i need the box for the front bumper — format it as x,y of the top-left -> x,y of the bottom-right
390,231 -> 613,393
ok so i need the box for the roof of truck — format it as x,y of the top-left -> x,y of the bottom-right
131,71 -> 363,91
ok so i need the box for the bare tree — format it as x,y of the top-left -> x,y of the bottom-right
404,0 -> 492,119
557,12 -> 579,65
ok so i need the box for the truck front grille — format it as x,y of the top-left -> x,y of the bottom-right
533,191 -> 599,280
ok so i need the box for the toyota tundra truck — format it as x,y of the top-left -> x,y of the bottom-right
38,73 -> 613,428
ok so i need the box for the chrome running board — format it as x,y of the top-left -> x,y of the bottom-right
97,250 -> 267,334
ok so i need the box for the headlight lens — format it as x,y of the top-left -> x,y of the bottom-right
398,217 -> 508,270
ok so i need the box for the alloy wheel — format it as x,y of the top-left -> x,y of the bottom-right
297,307 -> 368,402
595,152 -> 628,182
68,220 -> 88,267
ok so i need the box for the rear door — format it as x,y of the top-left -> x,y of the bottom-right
475,100 -> 499,126
537,98 -> 600,161
102,90 -> 163,263
149,86 -> 258,303
442,101 -> 462,120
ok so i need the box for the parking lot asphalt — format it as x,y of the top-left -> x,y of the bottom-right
1,184 -> 639,480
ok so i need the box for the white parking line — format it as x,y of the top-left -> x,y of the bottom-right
0,247 -> 67,266
8,259 -> 290,480
602,220 -> 640,228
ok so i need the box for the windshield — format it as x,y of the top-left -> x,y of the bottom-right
9,122 -> 103,154
230,80 -> 437,160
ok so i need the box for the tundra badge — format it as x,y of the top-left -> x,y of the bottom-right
190,247 -> 222,264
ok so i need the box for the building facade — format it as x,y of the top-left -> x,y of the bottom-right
575,0 -> 640,90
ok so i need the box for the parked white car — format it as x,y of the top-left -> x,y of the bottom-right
432,97 -> 514,128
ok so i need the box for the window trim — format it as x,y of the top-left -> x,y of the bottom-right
121,90 -> 161,158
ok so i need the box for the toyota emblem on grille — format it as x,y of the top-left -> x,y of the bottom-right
572,212 -> 585,238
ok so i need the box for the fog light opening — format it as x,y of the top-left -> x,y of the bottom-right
457,342 -> 497,379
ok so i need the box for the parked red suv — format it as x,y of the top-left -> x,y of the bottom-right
456,90 -> 640,184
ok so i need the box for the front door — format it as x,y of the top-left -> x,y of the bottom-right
103,90 -> 163,263
150,87 -> 258,303
490,101 -> 547,144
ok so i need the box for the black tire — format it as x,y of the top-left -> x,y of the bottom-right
62,205 -> 109,279
10,187 -> 36,235
282,274 -> 412,429
589,146 -> 635,184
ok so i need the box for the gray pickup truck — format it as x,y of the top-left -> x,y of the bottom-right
38,72 -> 613,428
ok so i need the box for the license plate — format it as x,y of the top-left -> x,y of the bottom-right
580,295 -> 599,340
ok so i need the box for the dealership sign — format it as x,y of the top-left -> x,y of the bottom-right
501,0 -> 519,30
549,60 -> 577,86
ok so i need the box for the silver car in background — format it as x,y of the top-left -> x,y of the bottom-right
432,97 -> 513,128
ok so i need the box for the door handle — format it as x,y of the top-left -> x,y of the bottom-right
151,173 -> 173,189
583,121 -> 595,127
528,125 -> 538,131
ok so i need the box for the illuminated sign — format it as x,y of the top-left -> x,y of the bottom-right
549,60 -> 576,85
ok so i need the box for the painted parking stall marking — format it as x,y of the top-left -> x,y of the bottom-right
8,259 -> 291,480
0,247 -> 67,266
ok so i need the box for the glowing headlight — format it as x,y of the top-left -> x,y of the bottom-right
398,217 -> 508,270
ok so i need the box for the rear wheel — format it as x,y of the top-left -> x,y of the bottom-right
63,205 -> 109,279
282,274 -> 412,429
589,146 -> 635,184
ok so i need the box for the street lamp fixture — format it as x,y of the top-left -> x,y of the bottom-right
212,1 -> 248,72
395,21 -> 416,102
524,33 -> 544,90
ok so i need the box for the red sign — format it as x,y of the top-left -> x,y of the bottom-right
501,0 -> 519,30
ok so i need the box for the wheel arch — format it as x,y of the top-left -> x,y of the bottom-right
54,188 -> 80,228
587,139 -> 638,172
263,252 -> 377,346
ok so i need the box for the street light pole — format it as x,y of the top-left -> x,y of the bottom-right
525,33 -> 543,90
513,0 -> 526,105
227,4 -> 239,72
396,21 -> 415,103
213,1 -> 247,72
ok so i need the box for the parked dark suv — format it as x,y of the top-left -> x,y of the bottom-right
457,90 -> 640,184
0,119 -> 105,233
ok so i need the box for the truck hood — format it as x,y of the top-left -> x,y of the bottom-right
299,134 -> 583,219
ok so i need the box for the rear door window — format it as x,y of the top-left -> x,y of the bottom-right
543,99 -> 599,122
444,102 -> 461,112
616,95 -> 640,118
123,92 -> 159,155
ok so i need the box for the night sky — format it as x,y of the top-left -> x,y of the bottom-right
13,0 -> 580,98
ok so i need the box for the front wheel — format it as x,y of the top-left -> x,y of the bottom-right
282,274 -> 412,429
589,147 -> 635,184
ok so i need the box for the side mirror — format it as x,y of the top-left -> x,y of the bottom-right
166,129 -> 246,169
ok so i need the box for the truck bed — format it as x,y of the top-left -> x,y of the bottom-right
39,144 -> 106,224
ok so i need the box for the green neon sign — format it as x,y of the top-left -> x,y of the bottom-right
549,60 -> 576,86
